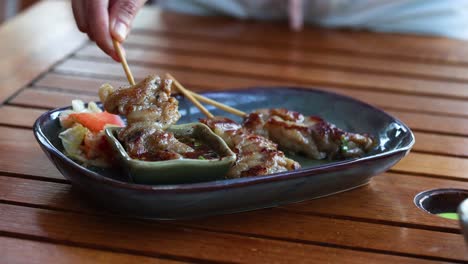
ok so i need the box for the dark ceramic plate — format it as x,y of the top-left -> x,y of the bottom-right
34,87 -> 414,219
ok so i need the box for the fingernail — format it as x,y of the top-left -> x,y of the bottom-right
113,21 -> 128,41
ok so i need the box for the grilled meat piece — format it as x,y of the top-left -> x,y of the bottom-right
201,117 -> 300,178
99,75 -> 180,128
119,122 -> 194,161
243,108 -> 374,160
100,75 -> 193,161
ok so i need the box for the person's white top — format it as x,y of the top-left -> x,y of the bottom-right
159,0 -> 468,40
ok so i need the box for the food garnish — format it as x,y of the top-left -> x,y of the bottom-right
59,100 -> 124,167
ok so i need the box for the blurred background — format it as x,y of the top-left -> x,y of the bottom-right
0,0 -> 38,23
0,0 -> 157,24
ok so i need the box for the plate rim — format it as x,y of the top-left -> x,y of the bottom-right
33,86 -> 415,193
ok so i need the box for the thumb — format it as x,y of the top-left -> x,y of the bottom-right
109,0 -> 146,42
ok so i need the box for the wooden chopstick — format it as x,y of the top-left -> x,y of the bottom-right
166,73 -> 214,119
113,39 -> 135,86
188,91 -> 247,118
112,39 -> 236,120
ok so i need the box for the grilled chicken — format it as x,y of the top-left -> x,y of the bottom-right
119,122 -> 194,161
243,108 -> 374,160
99,75 -> 180,128
99,75 -> 192,161
201,117 -> 300,178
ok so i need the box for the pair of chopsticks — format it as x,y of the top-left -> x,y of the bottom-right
113,40 -> 246,119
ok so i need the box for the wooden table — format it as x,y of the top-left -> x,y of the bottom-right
1,1 -> 467,263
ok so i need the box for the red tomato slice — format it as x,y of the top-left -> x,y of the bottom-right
69,112 -> 124,133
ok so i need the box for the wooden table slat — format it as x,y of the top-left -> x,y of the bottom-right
0,236 -> 182,264
34,72 -> 468,118
118,34 -> 468,82
134,7 -> 468,65
1,2 -> 467,262
10,89 -> 98,109
0,105 -> 47,128
0,126 -> 62,179
387,110 -> 468,137
0,125 -> 464,231
0,175 -> 465,262
73,49 -> 468,100
0,203 -> 444,264
0,1 -> 86,103
28,71 -> 468,137
8,88 -> 468,158
412,132 -> 468,157
393,153 -> 468,179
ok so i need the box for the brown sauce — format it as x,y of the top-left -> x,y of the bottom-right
177,136 -> 220,160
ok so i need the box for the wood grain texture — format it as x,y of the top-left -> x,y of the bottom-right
8,87 -> 468,158
0,147 -> 464,232
0,175 -> 466,262
393,153 -> 468,179
32,73 -> 468,136
2,2 -> 468,263
285,172 -> 464,230
0,1 -> 86,103
10,89 -> 98,109
55,59 -> 468,117
387,110 -> 468,137
413,132 -> 468,157
74,48 -> 468,100
0,126 -> 62,179
119,34 -> 468,82
34,73 -> 128,94
0,236 -> 182,264
0,105 -> 46,128
0,203 -> 457,264
134,7 -> 468,65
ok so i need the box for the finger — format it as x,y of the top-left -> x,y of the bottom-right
109,0 -> 147,42
289,0 -> 304,31
72,0 -> 87,33
87,0 -> 120,61
84,1 -> 95,41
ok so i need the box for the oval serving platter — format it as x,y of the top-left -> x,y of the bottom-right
34,87 -> 415,219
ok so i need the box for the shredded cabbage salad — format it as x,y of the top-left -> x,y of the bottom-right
59,100 -> 124,167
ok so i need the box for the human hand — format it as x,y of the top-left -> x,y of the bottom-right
289,0 -> 304,31
72,0 -> 148,61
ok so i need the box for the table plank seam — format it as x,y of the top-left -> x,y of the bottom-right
388,170 -> 468,182
408,150 -> 468,159
132,29 -> 468,67
0,235 -> 187,264
277,208 -> 460,234
1,41 -> 89,106
0,171 -> 69,184
34,69 -> 468,118
0,123 -> 34,130
168,224 -> 466,264
0,105 -> 465,160
53,59 -> 468,101
0,230 -> 219,264
7,88 -> 468,139
68,55 -> 468,100
77,44 -> 468,85
0,180 -> 461,235
0,200 -> 463,263
27,72 -> 468,123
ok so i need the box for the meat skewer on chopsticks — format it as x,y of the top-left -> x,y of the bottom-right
167,74 -> 301,178
107,41 -> 371,177
200,116 -> 301,178
172,87 -> 375,161
243,109 -> 375,160
99,75 -> 196,161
